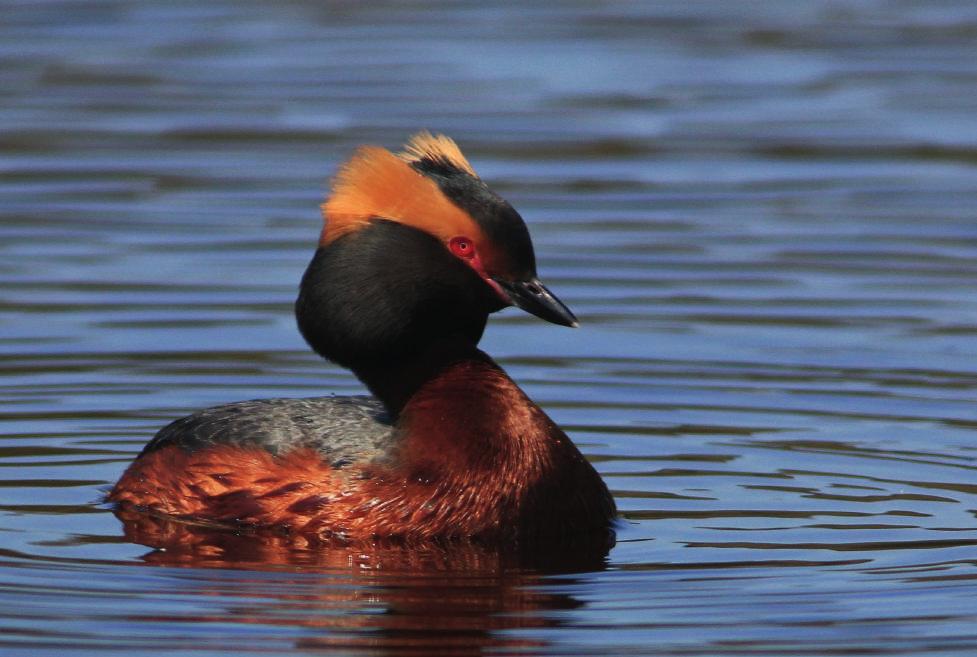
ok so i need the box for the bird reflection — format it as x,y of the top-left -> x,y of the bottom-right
115,507 -> 612,656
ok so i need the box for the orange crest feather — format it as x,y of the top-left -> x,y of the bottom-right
320,135 -> 483,246
396,131 -> 477,177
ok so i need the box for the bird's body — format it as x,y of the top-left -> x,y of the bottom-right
110,133 -> 616,543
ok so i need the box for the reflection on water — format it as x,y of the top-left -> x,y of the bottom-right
113,509 -> 607,657
2,0 -> 977,655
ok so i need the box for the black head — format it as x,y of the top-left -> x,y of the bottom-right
296,219 -> 501,371
296,133 -> 577,384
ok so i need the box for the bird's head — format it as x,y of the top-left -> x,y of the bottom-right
296,132 -> 576,371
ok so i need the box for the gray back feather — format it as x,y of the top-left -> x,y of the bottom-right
141,396 -> 394,468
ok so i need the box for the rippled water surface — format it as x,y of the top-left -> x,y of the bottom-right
3,2 -> 977,655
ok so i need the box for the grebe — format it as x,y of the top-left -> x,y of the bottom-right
110,133 -> 616,543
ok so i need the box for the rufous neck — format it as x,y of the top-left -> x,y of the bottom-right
394,350 -> 548,475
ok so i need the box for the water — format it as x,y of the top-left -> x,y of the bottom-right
2,1 -> 977,655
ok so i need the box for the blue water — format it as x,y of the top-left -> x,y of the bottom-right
2,2 -> 977,655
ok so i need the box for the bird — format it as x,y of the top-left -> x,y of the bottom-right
109,133 -> 616,544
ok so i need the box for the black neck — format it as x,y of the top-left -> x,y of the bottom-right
353,336 -> 491,418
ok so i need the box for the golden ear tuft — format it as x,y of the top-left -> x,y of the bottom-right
396,131 -> 478,178
319,143 -> 485,246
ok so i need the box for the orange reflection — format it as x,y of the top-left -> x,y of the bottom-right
115,508 -> 613,656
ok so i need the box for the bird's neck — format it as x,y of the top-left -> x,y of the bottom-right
383,342 -> 558,491
351,336 -> 616,540
352,336 -> 491,418
359,340 -> 617,540
353,335 -> 553,473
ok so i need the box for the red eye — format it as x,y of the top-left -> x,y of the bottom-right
449,236 -> 475,259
